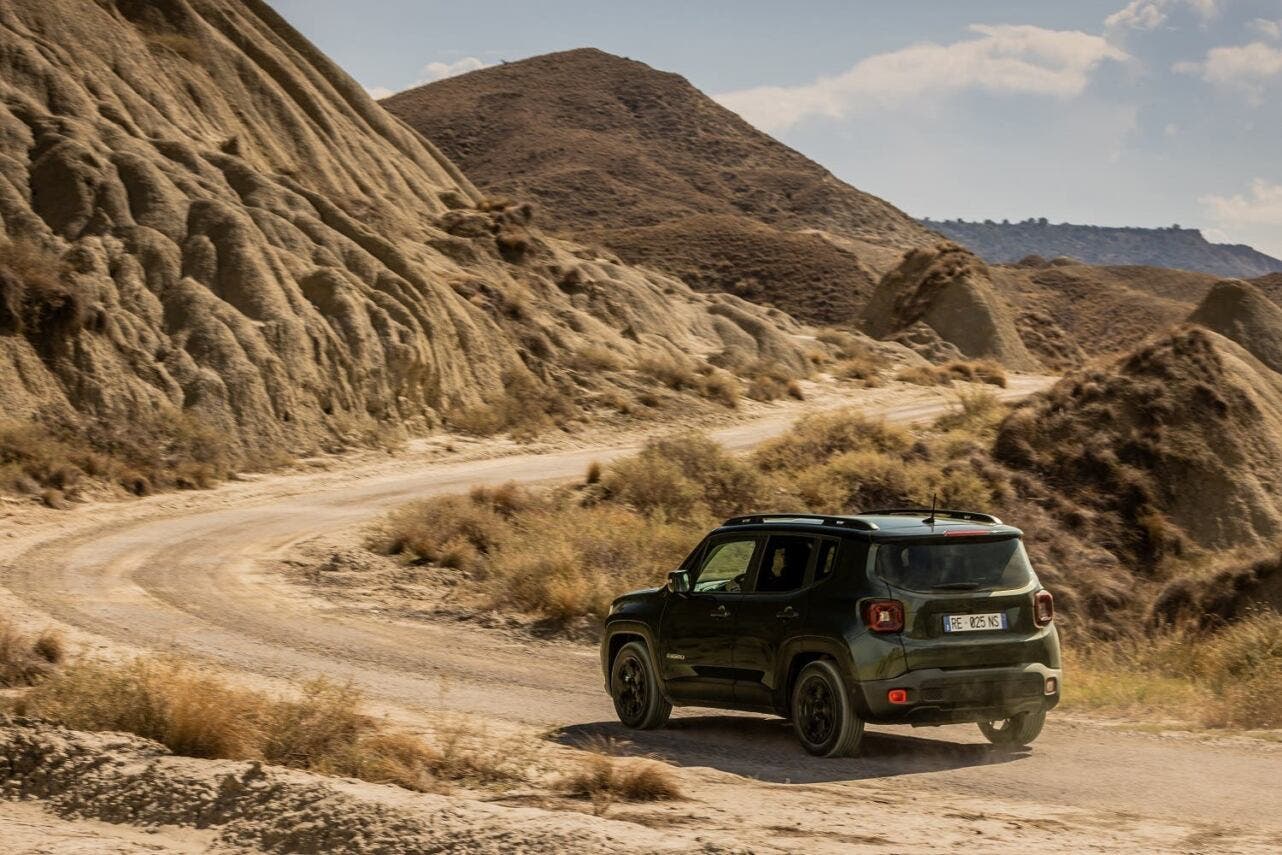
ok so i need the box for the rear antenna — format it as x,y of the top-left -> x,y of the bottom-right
925,492 -> 937,526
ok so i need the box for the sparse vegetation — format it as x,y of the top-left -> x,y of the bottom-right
1066,613 -> 1282,730
12,657 -> 529,791
366,393 -> 1280,735
0,621 -> 65,687
0,411 -> 239,503
556,744 -> 682,813
446,371 -> 575,441
896,359 -> 1008,388
0,238 -> 89,342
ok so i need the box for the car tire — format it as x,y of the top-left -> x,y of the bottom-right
978,710 -> 1046,747
791,660 -> 864,757
610,641 -> 672,730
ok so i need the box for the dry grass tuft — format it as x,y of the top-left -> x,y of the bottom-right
1,410 -> 240,502
1065,613 -> 1282,730
0,621 -> 65,687
896,360 -> 1008,388
753,409 -> 911,473
558,753 -> 682,811
602,434 -> 767,519
934,388 -> 1006,435
636,353 -> 699,391
557,739 -> 682,812
12,658 -> 529,791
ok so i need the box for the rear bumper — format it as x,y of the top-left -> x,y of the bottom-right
856,663 -> 1060,725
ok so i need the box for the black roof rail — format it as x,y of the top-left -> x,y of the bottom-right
860,508 -> 1003,525
721,513 -> 879,531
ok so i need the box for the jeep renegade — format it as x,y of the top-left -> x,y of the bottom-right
600,509 -> 1061,756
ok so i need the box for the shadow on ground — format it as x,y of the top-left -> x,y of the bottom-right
554,714 -> 1028,783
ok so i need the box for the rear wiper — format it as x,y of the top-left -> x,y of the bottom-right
931,581 -> 982,591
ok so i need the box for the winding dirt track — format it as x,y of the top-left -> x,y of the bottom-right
3,375 -> 1281,853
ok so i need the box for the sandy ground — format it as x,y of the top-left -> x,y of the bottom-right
4,374 -> 1281,853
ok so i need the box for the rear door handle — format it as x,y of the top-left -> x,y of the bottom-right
776,606 -> 799,621
710,604 -> 731,619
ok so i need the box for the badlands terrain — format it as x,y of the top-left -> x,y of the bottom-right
1,0 -> 1281,852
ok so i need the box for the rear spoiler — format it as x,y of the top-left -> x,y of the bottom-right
860,508 -> 1002,525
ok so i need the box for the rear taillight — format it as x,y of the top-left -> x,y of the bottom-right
1034,590 -> 1054,626
863,599 -> 904,633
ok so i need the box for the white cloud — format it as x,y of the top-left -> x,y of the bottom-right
714,24 -> 1129,132
1175,41 -> 1282,100
418,56 -> 487,83
1105,0 -> 1218,32
361,56 -> 489,102
1249,18 -> 1282,40
1201,179 -> 1282,226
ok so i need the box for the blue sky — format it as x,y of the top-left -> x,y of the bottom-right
269,0 -> 1282,257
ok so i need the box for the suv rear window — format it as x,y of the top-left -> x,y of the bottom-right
874,537 -> 1033,592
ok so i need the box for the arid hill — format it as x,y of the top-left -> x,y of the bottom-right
996,326 -> 1282,566
862,243 -> 1040,370
987,257 -> 1218,365
1189,279 -> 1282,375
922,219 -> 1282,279
0,1 -> 810,492
382,48 -> 934,324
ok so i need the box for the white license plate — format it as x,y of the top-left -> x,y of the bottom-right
942,612 -> 1007,633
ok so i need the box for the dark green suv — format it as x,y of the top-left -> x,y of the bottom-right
600,509 -> 1061,756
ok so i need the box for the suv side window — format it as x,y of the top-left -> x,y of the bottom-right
752,535 -> 814,594
694,538 -> 757,593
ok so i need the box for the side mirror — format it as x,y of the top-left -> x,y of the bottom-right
666,569 -> 691,595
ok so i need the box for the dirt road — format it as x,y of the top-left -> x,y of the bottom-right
3,375 -> 1280,853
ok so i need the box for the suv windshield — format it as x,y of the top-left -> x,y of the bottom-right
874,537 -> 1033,592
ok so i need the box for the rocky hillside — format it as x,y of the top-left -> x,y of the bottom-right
0,1 -> 810,492
922,219 -> 1282,279
382,48 -> 934,324
861,243 -> 1039,370
997,325 -> 1282,567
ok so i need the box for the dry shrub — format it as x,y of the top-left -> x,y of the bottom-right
743,359 -> 808,402
488,504 -> 699,623
371,491 -> 515,570
585,460 -> 603,485
557,752 -> 681,812
19,658 -> 264,760
896,364 -> 948,386
795,450 -> 991,515
14,658 -> 482,791
700,369 -> 741,408
602,434 -> 767,518
637,353 -> 698,390
896,360 -> 1008,388
835,354 -> 882,386
934,388 -> 1005,434
754,409 -> 911,473
1192,613 -> 1282,728
0,622 -> 64,687
1066,613 -> 1282,729
603,454 -> 701,519
1,407 -> 244,502
944,359 -> 1008,388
